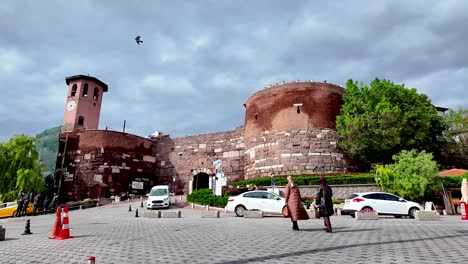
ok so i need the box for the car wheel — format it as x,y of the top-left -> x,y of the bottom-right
408,207 -> 419,218
12,210 -> 16,217
361,206 -> 373,212
350,213 -> 355,218
235,205 -> 246,217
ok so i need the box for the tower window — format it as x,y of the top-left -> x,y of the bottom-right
254,113 -> 258,120
71,84 -> 77,97
93,87 -> 99,101
78,116 -> 84,126
293,103 -> 303,114
82,83 -> 88,97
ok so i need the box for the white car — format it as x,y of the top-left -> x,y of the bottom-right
146,185 -> 171,209
225,190 -> 287,217
342,192 -> 423,218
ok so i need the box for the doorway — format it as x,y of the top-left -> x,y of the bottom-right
192,172 -> 209,191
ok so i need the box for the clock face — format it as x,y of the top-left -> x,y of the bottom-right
67,101 -> 77,111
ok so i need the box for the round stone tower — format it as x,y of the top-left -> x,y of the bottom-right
243,81 -> 346,179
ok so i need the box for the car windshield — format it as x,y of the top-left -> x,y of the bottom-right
149,189 -> 167,196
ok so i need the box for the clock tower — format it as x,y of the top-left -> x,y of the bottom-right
61,75 -> 108,132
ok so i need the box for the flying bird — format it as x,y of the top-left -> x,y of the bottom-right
135,36 -> 143,45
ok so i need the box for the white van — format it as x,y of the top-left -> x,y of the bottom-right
146,185 -> 171,209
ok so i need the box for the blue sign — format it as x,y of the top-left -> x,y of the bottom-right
271,177 -> 276,187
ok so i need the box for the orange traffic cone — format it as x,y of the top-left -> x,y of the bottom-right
55,205 -> 73,240
49,207 -> 62,239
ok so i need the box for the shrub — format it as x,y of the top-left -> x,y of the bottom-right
187,188 -> 229,207
440,173 -> 468,188
332,199 -> 344,204
376,149 -> 439,202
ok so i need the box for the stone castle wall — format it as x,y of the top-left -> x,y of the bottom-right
154,127 -> 245,194
58,130 -> 161,200
58,81 -> 351,198
272,184 -> 381,200
244,128 -> 347,179
244,82 -> 344,138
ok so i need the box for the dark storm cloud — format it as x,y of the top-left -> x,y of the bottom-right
0,0 -> 467,143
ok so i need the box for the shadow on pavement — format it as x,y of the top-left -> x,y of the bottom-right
217,233 -> 468,264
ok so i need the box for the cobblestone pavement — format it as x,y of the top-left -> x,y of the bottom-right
1,201 -> 468,264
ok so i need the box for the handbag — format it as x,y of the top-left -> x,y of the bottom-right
282,206 -> 290,217
314,206 -> 321,219
314,200 -> 325,218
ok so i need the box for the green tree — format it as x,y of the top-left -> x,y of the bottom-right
0,135 -> 45,202
375,149 -> 439,201
336,78 -> 447,167
443,107 -> 468,134
439,107 -> 468,168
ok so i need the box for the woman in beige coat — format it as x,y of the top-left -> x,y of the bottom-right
284,175 -> 309,230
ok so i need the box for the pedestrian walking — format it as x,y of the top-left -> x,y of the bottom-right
284,175 -> 309,231
32,193 -> 42,216
315,175 -> 333,233
16,193 -> 24,217
22,195 -> 30,216
43,196 -> 50,214
49,193 -> 58,210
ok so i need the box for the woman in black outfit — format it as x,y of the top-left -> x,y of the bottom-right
315,175 -> 333,233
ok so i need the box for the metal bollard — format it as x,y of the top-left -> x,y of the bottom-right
128,204 -> 132,212
21,219 -> 33,235
135,209 -> 139,218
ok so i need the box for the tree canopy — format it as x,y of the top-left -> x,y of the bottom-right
0,135 -> 45,202
375,149 -> 439,202
336,78 -> 447,166
443,107 -> 468,136
440,107 -> 468,168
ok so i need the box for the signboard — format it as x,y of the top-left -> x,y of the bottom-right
212,160 -> 222,173
63,172 -> 74,182
212,160 -> 225,196
132,181 -> 144,190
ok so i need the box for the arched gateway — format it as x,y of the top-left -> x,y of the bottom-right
189,168 -> 213,194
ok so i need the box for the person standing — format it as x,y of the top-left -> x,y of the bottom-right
16,193 -> 24,217
22,195 -> 30,216
32,193 -> 42,216
315,175 -> 334,233
284,175 -> 309,231
49,193 -> 58,210
43,195 -> 50,215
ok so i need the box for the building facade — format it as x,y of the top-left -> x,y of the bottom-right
56,76 -> 348,200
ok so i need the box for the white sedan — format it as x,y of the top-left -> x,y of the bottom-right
342,192 -> 424,218
225,190 -> 287,217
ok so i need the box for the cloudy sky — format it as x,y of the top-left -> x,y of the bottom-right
1,0 -> 467,143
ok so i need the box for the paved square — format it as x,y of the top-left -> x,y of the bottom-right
1,202 -> 468,263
